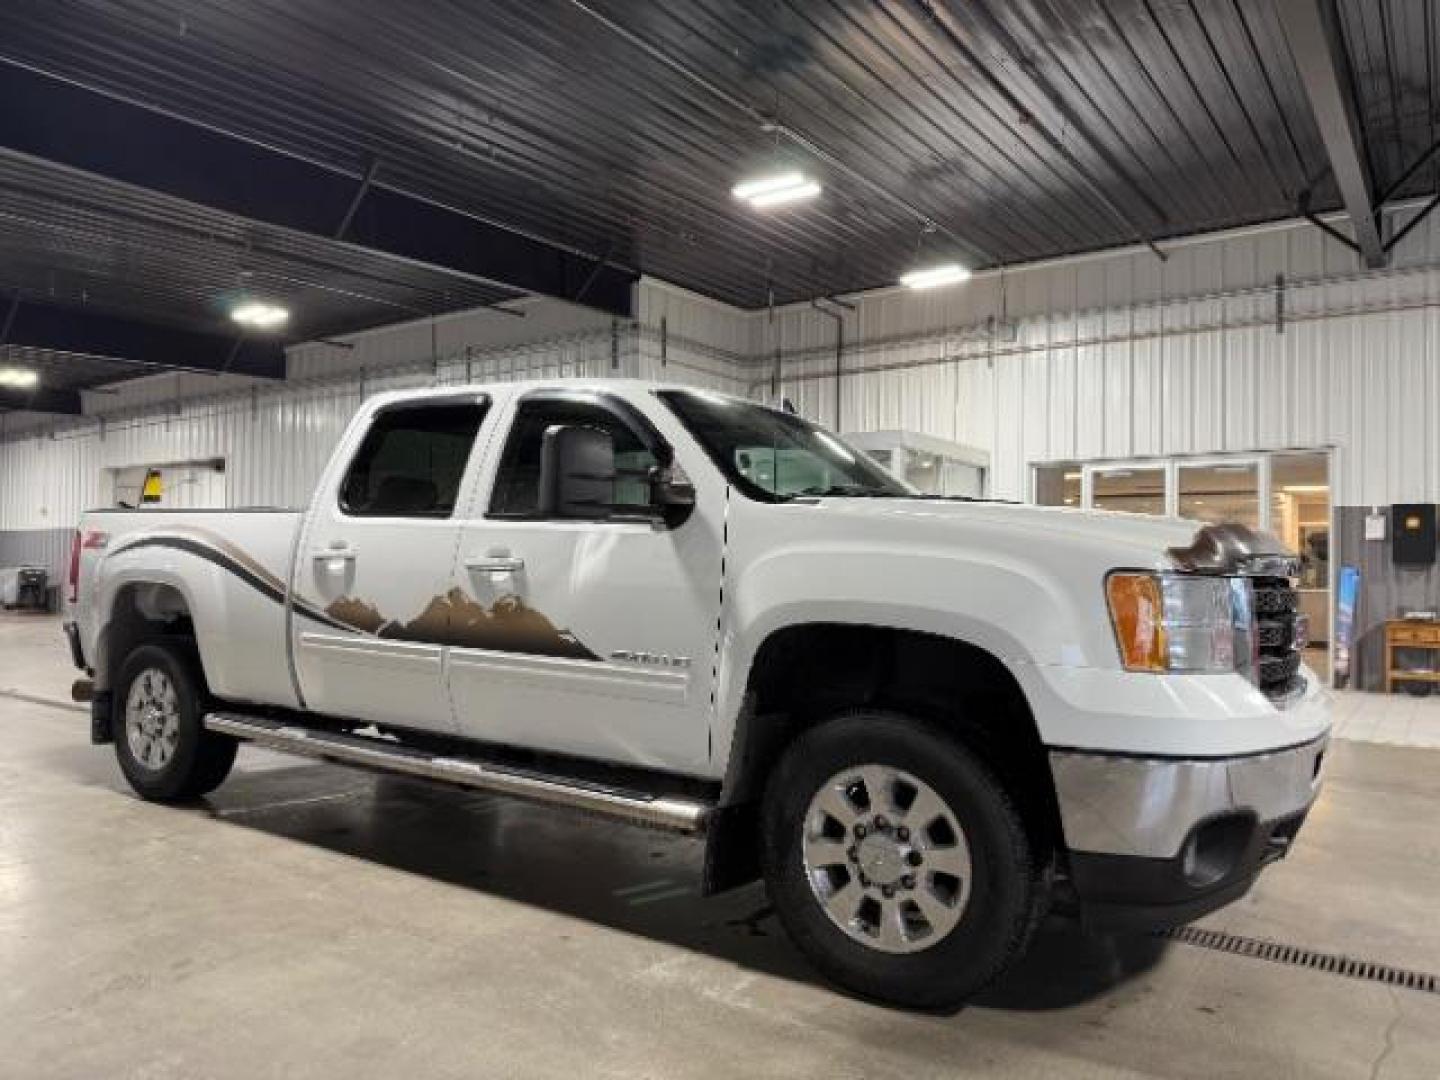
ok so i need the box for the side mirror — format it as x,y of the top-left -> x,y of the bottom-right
539,425 -> 615,519
650,464 -> 696,527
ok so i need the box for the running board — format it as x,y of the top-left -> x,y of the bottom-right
204,712 -> 711,834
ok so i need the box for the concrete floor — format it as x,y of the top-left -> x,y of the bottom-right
3,613 -> 1439,1079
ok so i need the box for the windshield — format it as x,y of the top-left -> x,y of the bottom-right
657,390 -> 914,502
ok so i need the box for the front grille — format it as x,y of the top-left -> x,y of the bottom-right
1252,575 -> 1303,700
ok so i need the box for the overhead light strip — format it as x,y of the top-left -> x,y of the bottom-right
231,301 -> 290,330
732,171 -> 821,210
0,367 -> 39,389
899,263 -> 972,290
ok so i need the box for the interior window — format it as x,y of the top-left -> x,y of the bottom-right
490,398 -> 658,517
340,400 -> 487,517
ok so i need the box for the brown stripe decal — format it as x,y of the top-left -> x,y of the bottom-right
111,528 -> 599,660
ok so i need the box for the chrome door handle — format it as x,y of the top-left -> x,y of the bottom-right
312,547 -> 357,561
465,555 -> 525,574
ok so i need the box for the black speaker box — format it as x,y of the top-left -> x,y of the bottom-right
1392,504 -> 1437,566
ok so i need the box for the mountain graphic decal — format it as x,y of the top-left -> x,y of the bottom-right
323,588 -> 600,661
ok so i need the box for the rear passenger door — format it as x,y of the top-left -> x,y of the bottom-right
292,395 -> 491,734
446,389 -> 720,774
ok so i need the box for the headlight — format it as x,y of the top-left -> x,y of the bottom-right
1106,572 -> 1254,674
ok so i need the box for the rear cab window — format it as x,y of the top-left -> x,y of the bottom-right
340,400 -> 489,518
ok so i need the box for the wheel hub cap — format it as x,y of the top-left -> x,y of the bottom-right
856,834 -> 907,886
124,667 -> 180,772
801,764 -> 973,955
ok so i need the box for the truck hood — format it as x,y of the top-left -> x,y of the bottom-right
809,497 -> 1231,572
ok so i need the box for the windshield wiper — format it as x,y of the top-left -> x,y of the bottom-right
788,484 -> 898,499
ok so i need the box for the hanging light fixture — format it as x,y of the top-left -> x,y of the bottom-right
0,367 -> 39,389
732,171 -> 821,209
899,262 -> 971,290
230,301 -> 290,330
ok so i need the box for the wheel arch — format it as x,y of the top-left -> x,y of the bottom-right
703,620 -> 1064,895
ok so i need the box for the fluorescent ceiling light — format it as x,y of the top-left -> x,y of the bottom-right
1282,484 -> 1328,494
231,301 -> 290,330
899,262 -> 971,290
0,367 -> 39,389
732,172 -> 820,209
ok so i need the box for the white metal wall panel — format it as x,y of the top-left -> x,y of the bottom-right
0,290 -> 735,533
10,210 -> 1440,532
751,206 -> 1440,506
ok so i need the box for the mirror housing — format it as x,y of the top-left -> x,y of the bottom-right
650,464 -> 696,526
539,425 -> 616,519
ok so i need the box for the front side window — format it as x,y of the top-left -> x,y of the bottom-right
490,398 -> 659,517
658,390 -> 911,502
340,400 -> 487,518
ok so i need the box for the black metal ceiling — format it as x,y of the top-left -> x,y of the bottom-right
0,152 -> 522,345
0,0 -> 1435,320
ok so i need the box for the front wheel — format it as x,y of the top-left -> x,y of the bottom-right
761,711 -> 1043,1010
114,642 -> 236,801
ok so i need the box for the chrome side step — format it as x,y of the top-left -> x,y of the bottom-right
204,712 -> 711,834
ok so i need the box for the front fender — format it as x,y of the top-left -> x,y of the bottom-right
715,540 -> 1100,769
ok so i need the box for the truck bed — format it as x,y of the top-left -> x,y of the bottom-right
74,507 -> 306,709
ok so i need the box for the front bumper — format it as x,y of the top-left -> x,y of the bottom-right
1050,734 -> 1328,931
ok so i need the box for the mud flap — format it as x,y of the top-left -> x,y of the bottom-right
701,802 -> 762,895
90,690 -> 114,745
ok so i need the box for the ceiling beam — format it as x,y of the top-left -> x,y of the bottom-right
0,61 -> 636,318
0,386 -> 82,415
6,301 -> 286,379
1276,0 -> 1386,267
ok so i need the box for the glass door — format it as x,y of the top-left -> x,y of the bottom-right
1270,453 -> 1332,683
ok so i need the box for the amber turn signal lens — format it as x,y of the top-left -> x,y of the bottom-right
1106,573 -> 1168,672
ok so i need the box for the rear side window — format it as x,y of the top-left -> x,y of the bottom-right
340,400 -> 487,518
489,398 -> 658,517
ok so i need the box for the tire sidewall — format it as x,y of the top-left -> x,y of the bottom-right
114,642 -> 208,800
763,711 -> 1037,1008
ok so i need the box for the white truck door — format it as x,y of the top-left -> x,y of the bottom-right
291,394 -> 493,734
447,389 -> 721,774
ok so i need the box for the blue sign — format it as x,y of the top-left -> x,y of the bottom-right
1334,564 -> 1360,687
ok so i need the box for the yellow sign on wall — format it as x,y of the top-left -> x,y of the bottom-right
141,469 -> 164,504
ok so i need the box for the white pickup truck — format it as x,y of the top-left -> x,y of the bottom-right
65,380 -> 1330,1008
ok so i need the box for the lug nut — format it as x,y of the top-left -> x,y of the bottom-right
854,824 -> 867,838
882,885 -> 895,898
847,846 -> 858,862
901,874 -> 916,890
874,815 -> 888,830
896,826 -> 910,841
906,851 -> 923,867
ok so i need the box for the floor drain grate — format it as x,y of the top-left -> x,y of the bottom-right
1158,925 -> 1440,995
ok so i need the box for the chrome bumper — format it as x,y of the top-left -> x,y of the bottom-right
1049,735 -> 1328,859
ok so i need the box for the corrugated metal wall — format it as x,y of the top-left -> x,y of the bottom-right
757,202 -> 1440,508
7,209 -> 1440,550
0,290 -> 744,544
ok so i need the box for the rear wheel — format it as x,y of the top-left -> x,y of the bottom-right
114,642 -> 236,801
761,710 -> 1043,1010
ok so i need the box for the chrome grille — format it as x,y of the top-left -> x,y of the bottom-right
1251,575 -> 1304,700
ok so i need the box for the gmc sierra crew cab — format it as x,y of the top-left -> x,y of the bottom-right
65,380 -> 1331,1009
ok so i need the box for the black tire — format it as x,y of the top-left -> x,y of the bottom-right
761,710 -> 1043,1011
113,641 -> 237,801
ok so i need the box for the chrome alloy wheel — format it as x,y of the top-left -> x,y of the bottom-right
802,764 -> 973,954
124,667 -> 181,772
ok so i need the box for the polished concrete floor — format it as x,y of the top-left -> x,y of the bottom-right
3,612 -> 1439,1079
